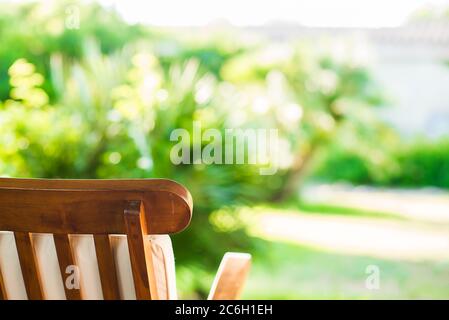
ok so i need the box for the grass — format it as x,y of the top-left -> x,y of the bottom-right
250,198 -> 404,221
242,240 -> 449,299
295,202 -> 404,220
178,200 -> 449,299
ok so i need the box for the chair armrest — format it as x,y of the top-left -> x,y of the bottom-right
207,252 -> 251,300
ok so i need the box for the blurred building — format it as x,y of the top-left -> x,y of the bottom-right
244,21 -> 449,138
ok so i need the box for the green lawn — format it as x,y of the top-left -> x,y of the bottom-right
178,201 -> 449,299
243,240 -> 449,299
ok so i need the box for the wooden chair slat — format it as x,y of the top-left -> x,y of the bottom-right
124,201 -> 157,300
0,267 -> 7,300
149,243 -> 169,300
53,234 -> 82,300
94,234 -> 120,300
208,253 -> 252,300
14,232 -> 44,300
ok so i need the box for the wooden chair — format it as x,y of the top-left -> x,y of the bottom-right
0,178 -> 251,300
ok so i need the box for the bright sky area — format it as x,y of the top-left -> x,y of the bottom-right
98,0 -> 449,28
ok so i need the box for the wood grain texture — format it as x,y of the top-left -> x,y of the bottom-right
124,201 -> 158,300
94,234 -> 120,300
0,178 -> 192,235
208,253 -> 252,300
149,242 -> 169,300
14,232 -> 44,300
0,267 -> 6,300
53,234 -> 82,300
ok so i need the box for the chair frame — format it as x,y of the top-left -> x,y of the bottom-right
0,178 -> 250,300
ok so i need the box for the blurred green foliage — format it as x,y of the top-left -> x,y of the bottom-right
315,138 -> 449,189
0,1 -> 147,100
1,0 -> 447,297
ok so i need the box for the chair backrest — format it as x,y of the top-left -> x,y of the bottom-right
0,178 -> 192,300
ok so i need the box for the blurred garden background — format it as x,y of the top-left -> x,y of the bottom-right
1,0 -> 449,299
